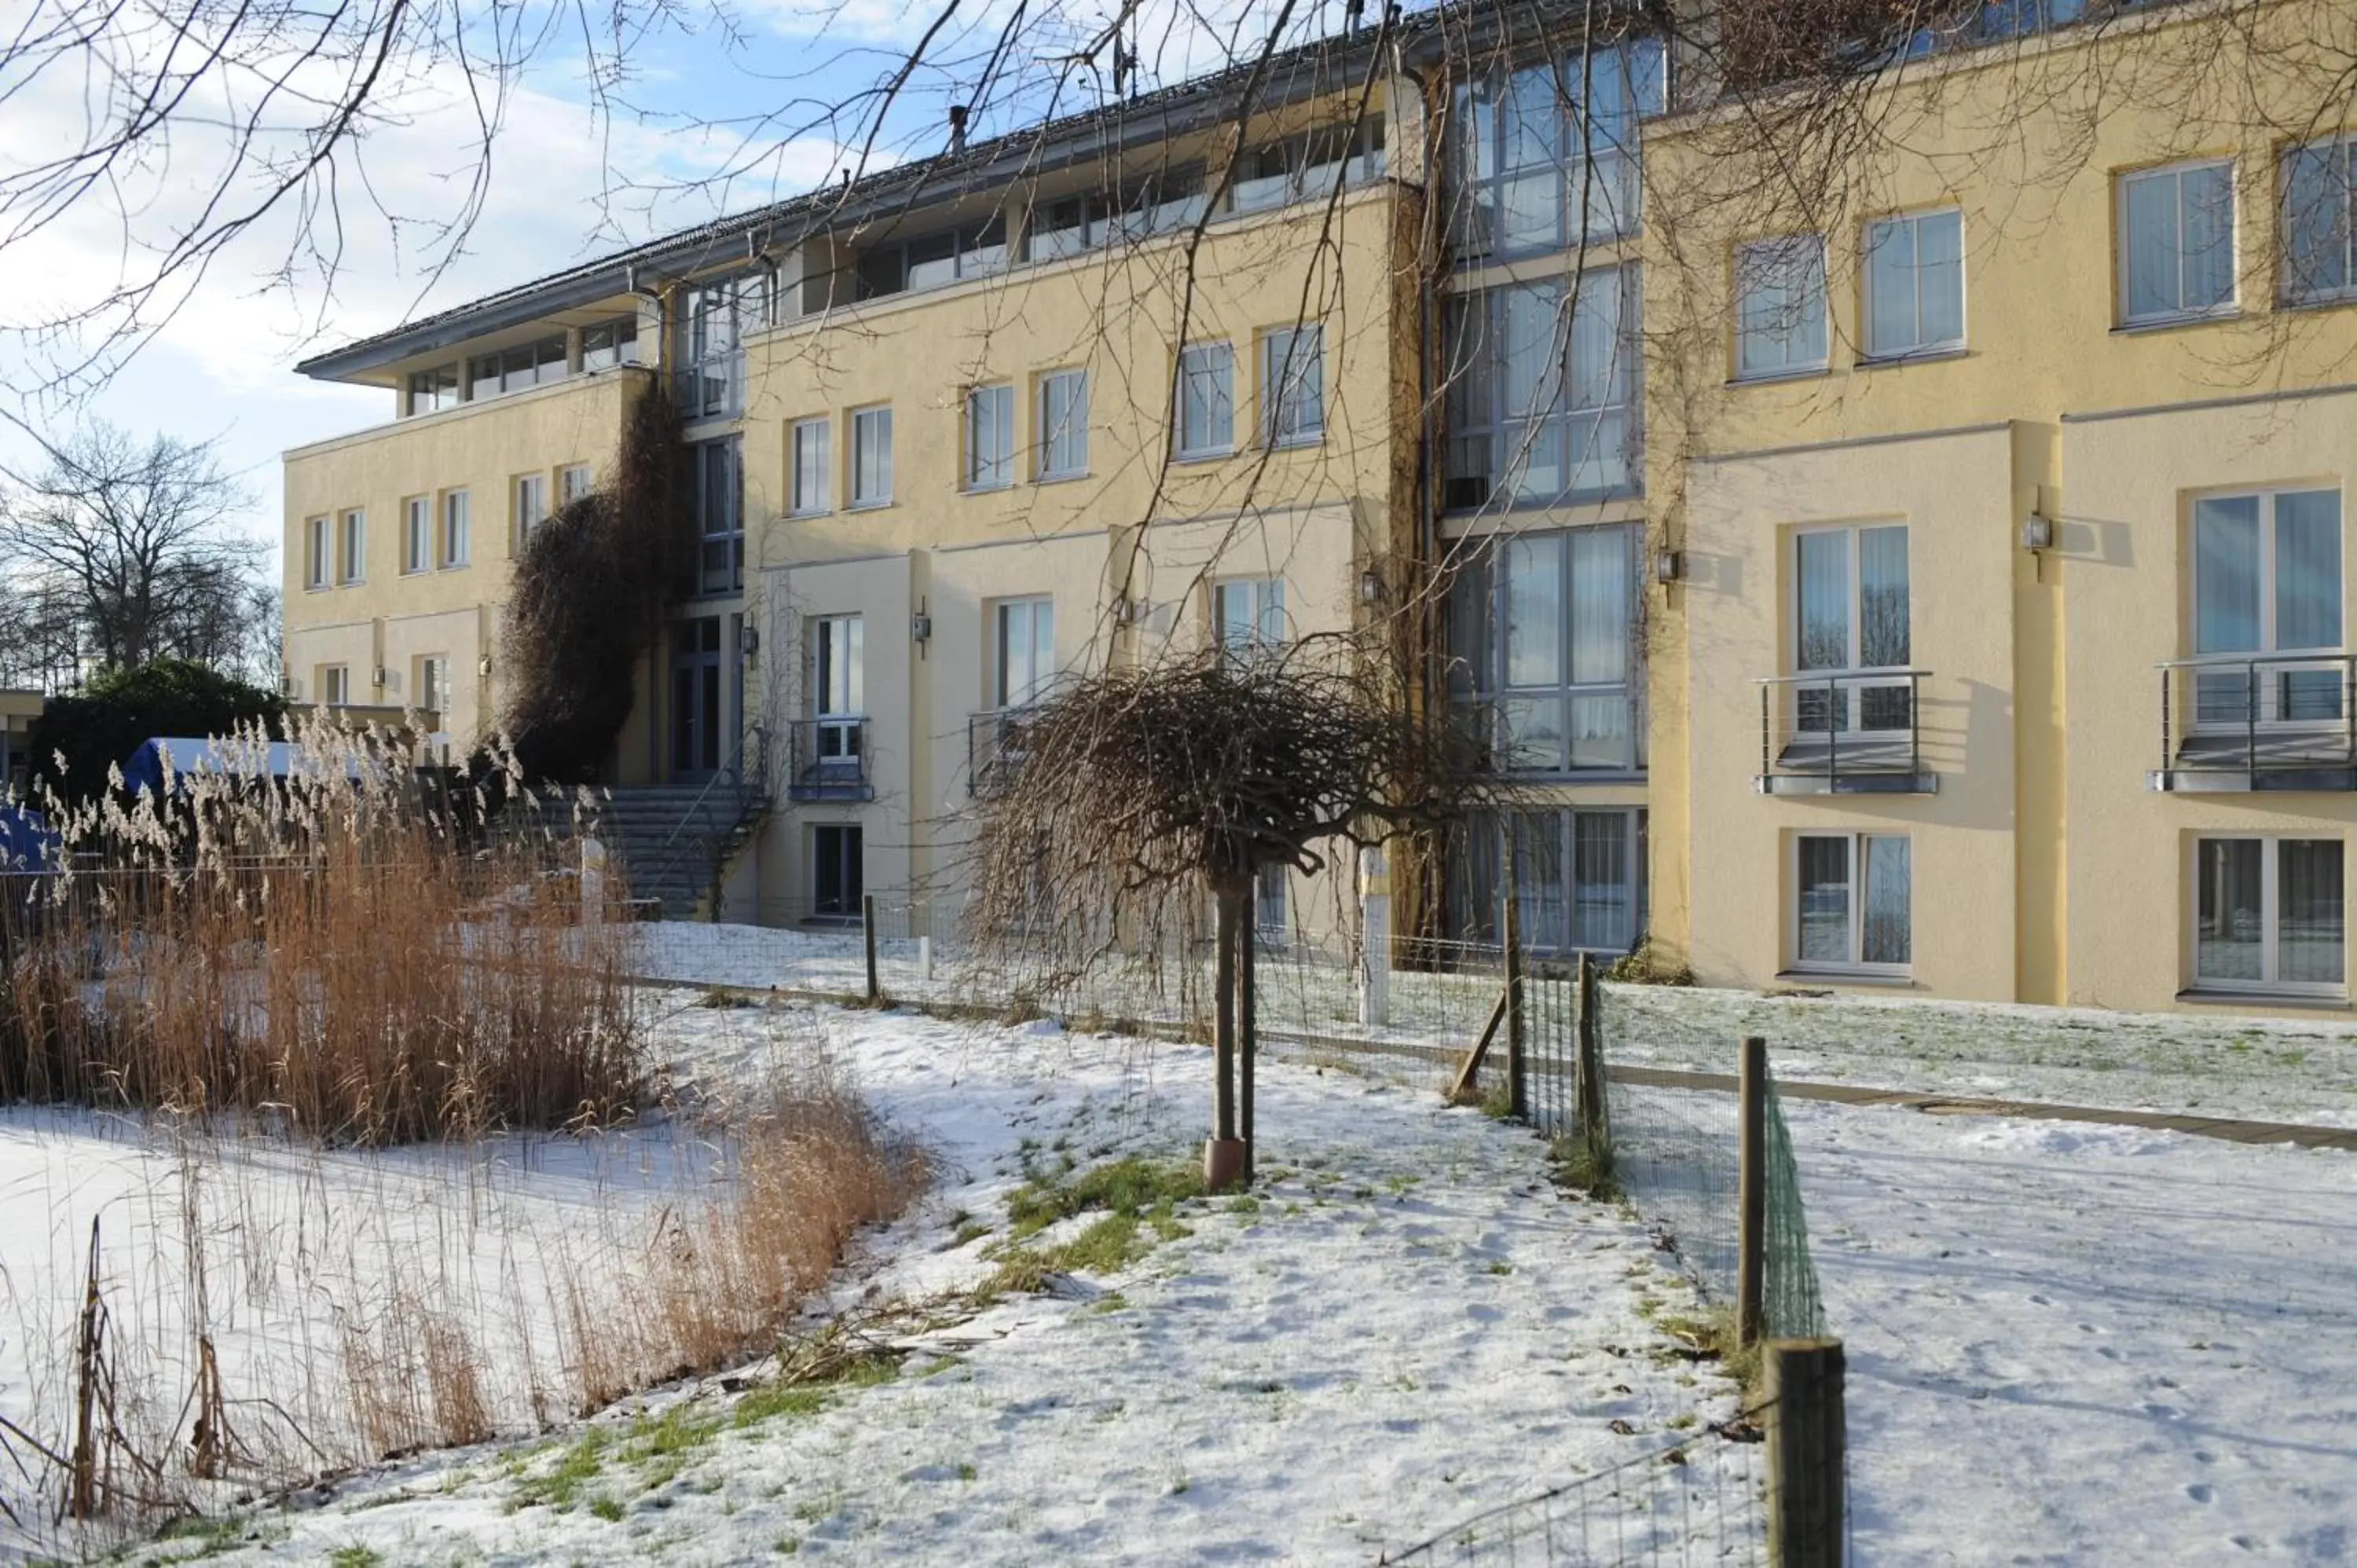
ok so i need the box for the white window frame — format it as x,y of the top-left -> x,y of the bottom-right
966,384 -> 1015,491
993,597 -> 1055,710
1037,370 -> 1090,481
305,516 -> 331,590
1790,830 -> 1912,977
401,496 -> 431,574
2117,158 -> 2238,328
1861,207 -> 1966,360
515,473 -> 548,547
1213,577 -> 1287,658
1175,343 -> 1235,460
559,463 -> 593,505
1788,522 -> 1912,738
790,418 -> 832,515
416,654 -> 449,716
441,490 -> 471,569
2282,135 -> 2357,306
1261,325 -> 1325,448
337,509 -> 365,585
1735,235 -> 1830,380
2190,835 -> 2348,998
321,664 -> 350,706
850,407 -> 893,509
2188,485 -> 2344,731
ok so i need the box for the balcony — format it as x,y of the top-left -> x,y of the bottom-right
1754,670 -> 1937,795
1455,691 -> 1647,779
967,707 -> 1039,797
2150,654 -> 2357,793
786,717 -> 873,802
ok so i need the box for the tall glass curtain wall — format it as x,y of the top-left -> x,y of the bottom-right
1450,526 -> 1640,773
2191,489 -> 2343,727
1445,271 -> 1640,511
1449,38 -> 1664,259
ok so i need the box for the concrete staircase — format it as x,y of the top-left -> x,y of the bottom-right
519,783 -> 764,920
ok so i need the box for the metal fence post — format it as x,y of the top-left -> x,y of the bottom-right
863,893 -> 880,1003
1503,862 -> 1526,1119
1575,951 -> 1603,1147
1765,1337 -> 1847,1568
1739,1035 -> 1768,1349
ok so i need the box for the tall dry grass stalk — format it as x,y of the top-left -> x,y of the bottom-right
0,716 -> 640,1143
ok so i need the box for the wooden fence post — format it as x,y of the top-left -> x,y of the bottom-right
1738,1035 -> 1769,1349
1765,1337 -> 1846,1568
862,894 -> 880,1003
1502,866 -> 1526,1119
1574,952 -> 1601,1144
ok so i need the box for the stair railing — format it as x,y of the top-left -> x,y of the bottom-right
637,725 -> 769,917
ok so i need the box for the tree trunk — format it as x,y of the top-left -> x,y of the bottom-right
1212,880 -> 1239,1143
1238,891 -> 1256,1182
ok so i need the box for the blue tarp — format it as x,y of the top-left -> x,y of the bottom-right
119,737 -> 361,797
0,806 -> 58,872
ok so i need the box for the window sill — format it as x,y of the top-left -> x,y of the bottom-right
1728,365 -> 1830,387
2176,987 -> 2350,1011
1173,448 -> 1233,465
1855,345 -> 1968,370
2280,290 -> 2357,315
2112,308 -> 2242,336
785,507 -> 834,520
846,500 -> 893,513
960,483 -> 1014,497
1776,968 -> 1915,989
1035,471 -> 1091,486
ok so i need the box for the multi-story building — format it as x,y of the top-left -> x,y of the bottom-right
285,0 -> 2357,1017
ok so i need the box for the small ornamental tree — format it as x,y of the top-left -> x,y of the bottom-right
960,632 -> 1508,1189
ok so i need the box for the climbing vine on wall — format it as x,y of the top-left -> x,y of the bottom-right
502,382 -> 693,783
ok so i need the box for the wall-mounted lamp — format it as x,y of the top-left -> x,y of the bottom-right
1111,595 -> 1140,625
477,655 -> 493,678
1653,548 -> 1684,585
1358,568 -> 1385,606
911,612 -> 933,643
2020,513 -> 2055,552
739,625 -> 760,658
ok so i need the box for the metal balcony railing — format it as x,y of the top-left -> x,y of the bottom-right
1453,690 -> 1648,778
2152,653 -> 2357,792
786,717 -> 873,802
1754,669 -> 1936,795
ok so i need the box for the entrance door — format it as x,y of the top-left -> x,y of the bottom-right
813,825 -> 863,917
669,617 -> 724,782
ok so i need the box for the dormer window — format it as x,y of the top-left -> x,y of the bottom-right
467,335 -> 566,401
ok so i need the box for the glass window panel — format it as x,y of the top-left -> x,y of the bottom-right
1738,238 -> 1827,376
2194,495 -> 2262,654
1499,172 -> 1561,253
1500,694 -> 1564,772
1796,837 -> 1852,966
1040,371 -> 1089,476
792,419 -> 830,513
1501,65 -> 1561,171
1796,533 -> 1852,672
1178,344 -> 1233,455
1566,693 -> 1631,770
2197,837 -> 2265,983
1857,526 -> 1910,668
2124,170 -> 2178,318
2283,141 -> 2353,302
2278,839 -> 2345,985
1500,284 -> 1563,417
969,385 -> 1014,489
1917,211 -> 1965,345
1511,811 -> 1568,951
1569,526 -> 1629,685
1504,533 -> 1565,687
852,408 -> 893,504
1865,216 -> 1917,354
1571,811 -> 1631,951
2180,163 -> 2237,312
1860,836 -> 1912,965
2274,489 -> 2341,650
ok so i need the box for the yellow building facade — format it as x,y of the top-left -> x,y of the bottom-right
285,0 -> 2357,1015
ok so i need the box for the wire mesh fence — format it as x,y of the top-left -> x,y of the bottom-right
1376,1413 -> 1772,1566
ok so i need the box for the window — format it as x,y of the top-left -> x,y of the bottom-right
851,408 -> 893,507
994,598 -> 1055,709
581,316 -> 640,371
2190,488 -> 2343,726
1864,209 -> 1965,358
442,490 -> 471,568
790,419 -> 831,514
693,438 -> 742,595
676,271 -> 771,418
1450,40 -> 1662,258
406,365 -> 459,415
402,497 -> 431,573
1025,171 -> 1208,262
1445,268 -> 1641,508
1449,526 -> 1640,773
1794,525 -> 1912,734
559,464 -> 592,505
1176,343 -> 1234,458
859,218 -> 1009,299
1037,371 -> 1089,479
417,654 -> 449,716
1794,832 -> 1912,973
966,385 -> 1015,490
1974,0 -> 2086,40
2119,160 -> 2236,325
1231,115 -> 1387,214
812,614 -> 865,768
320,665 -> 350,706
304,516 -> 331,589
337,510 -> 365,584
467,335 -> 566,400
515,474 -> 548,546
2195,837 -> 2344,994
1214,577 -> 1286,657
1256,865 -> 1288,936
2282,136 -> 2357,306
1261,327 -> 1324,448
1447,808 -> 1645,951
1736,236 -> 1829,379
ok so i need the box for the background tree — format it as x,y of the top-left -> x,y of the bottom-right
25,658 -> 285,805
0,425 -> 274,687
960,635 -> 1509,1189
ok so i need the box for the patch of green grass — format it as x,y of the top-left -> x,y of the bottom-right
1655,1305 -> 1761,1394
775,1538 -> 801,1556
1549,1129 -> 1620,1201
1485,1260 -> 1513,1276
734,1353 -> 900,1429
588,1497 -> 625,1523
956,1462 -> 977,1482
1224,1194 -> 1262,1218
326,1549 -> 383,1568
511,1430 -> 610,1512
1004,1156 -> 1205,1240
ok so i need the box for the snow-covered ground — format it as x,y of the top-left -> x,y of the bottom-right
1789,1098 -> 2357,1563
145,997 -> 1758,1565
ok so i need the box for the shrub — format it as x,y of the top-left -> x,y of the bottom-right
26,658 -> 284,808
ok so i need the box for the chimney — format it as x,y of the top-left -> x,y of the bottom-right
949,104 -> 970,156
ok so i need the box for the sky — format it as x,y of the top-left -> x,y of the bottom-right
0,0 -> 1345,575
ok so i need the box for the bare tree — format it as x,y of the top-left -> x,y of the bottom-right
0,425 -> 273,686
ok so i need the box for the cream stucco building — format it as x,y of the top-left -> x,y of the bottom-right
285,0 -> 2357,1017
